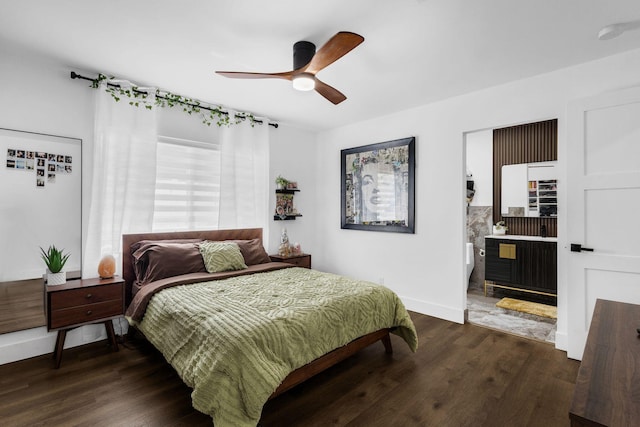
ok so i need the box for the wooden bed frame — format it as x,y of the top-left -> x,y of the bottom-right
121,228 -> 392,399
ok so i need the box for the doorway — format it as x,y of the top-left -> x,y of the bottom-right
464,122 -> 559,343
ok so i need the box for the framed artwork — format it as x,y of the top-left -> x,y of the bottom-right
341,136 -> 415,233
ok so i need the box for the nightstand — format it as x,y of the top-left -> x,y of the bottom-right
270,253 -> 311,269
46,276 -> 125,368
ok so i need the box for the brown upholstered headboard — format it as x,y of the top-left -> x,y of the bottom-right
122,228 -> 264,305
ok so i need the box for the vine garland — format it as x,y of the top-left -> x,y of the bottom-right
90,73 -> 258,127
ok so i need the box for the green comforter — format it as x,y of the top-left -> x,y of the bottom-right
134,267 -> 418,427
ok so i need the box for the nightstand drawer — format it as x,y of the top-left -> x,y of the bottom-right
285,256 -> 310,268
270,254 -> 311,269
49,300 -> 123,330
50,283 -> 122,309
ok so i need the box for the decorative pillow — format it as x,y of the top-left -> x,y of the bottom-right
227,238 -> 271,265
132,241 -> 206,284
199,241 -> 248,273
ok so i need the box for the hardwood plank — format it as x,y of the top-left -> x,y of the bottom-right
0,312 -> 579,427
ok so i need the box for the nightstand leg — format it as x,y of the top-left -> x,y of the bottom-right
104,320 -> 119,352
53,329 -> 67,369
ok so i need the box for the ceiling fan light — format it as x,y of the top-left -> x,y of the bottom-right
292,74 -> 315,91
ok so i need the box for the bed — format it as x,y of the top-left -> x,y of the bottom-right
122,228 -> 417,427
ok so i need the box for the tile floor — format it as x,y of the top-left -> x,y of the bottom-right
466,289 -> 556,343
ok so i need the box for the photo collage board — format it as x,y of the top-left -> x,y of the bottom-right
6,148 -> 72,187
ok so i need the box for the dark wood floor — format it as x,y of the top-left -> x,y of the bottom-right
0,312 -> 580,426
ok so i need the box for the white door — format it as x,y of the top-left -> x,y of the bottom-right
566,86 -> 640,360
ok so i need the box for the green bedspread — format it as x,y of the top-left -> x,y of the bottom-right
134,267 -> 418,427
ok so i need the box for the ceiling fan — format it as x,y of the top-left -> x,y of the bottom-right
215,31 -> 364,105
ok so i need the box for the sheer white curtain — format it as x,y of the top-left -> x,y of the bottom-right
83,83 -> 158,278
218,113 -> 270,241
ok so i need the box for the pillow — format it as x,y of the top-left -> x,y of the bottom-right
227,238 -> 271,265
132,241 -> 206,284
130,238 -> 203,255
199,241 -> 248,273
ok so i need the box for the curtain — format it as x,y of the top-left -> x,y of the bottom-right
83,82 -> 158,279
218,113 -> 270,243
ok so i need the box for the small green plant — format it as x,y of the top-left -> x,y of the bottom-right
494,221 -> 508,231
40,245 -> 70,273
275,175 -> 289,187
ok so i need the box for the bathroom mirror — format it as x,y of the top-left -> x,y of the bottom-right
501,161 -> 557,217
0,128 -> 82,334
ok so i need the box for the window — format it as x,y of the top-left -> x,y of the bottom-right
152,136 -> 220,231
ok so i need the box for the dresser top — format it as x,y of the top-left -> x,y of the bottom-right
485,235 -> 557,242
46,276 -> 124,293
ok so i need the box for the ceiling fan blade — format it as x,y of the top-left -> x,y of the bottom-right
303,31 -> 364,74
215,70 -> 294,80
314,78 -> 347,105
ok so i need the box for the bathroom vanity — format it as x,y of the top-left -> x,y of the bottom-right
484,235 -> 557,299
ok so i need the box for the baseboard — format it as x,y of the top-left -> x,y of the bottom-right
554,330 -> 568,352
0,324 -> 108,365
400,295 -> 465,324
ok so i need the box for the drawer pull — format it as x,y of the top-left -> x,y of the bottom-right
86,293 -> 93,299
86,310 -> 92,316
499,243 -> 516,259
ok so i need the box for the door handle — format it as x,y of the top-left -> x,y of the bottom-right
571,243 -> 594,253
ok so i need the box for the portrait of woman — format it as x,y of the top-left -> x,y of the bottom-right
343,138 -> 413,230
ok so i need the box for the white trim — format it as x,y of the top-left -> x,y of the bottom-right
400,295 -> 465,324
0,324 -> 107,365
554,330 -> 568,353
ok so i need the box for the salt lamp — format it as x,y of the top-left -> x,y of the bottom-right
98,254 -> 116,279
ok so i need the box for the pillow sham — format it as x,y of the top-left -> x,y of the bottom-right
130,238 -> 203,255
227,238 -> 271,265
132,241 -> 206,284
199,241 -> 248,273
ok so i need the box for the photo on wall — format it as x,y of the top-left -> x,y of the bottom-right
4,142 -> 74,186
341,136 -> 415,233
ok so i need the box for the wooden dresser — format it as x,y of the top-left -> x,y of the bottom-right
569,299 -> 640,426
46,276 -> 124,368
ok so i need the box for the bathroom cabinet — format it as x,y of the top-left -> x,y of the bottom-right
484,236 -> 557,298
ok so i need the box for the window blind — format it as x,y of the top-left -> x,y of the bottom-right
152,136 -> 220,231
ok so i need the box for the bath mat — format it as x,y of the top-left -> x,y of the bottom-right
496,297 -> 557,319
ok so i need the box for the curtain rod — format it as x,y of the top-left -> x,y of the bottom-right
69,71 -> 278,129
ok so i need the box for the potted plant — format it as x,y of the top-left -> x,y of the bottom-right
493,221 -> 508,235
40,245 -> 70,285
275,175 -> 289,190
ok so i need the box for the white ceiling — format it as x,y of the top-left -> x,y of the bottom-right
2,0 -> 640,131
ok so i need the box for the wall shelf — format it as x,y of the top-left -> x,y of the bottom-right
274,214 -> 303,221
274,186 -> 301,220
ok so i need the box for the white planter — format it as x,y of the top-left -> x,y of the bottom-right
47,271 -> 66,286
492,226 -> 506,235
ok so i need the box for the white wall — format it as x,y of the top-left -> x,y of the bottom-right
0,45 -> 101,364
314,49 -> 640,353
465,129 -> 493,207
3,40 -> 640,362
268,125 -> 318,256
0,43 -> 317,364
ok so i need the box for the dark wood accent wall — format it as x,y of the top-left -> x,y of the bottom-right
493,119 -> 558,237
